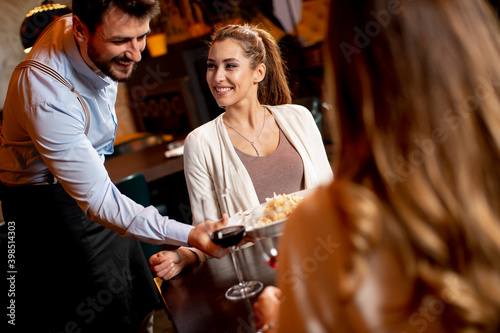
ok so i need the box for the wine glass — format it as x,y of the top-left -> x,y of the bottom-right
248,216 -> 284,270
202,188 -> 263,300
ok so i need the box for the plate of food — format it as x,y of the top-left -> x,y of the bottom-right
228,188 -> 316,239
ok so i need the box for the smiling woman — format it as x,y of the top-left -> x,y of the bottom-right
149,23 -> 333,282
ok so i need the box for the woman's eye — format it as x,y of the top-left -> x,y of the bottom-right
226,64 -> 237,69
207,63 -> 215,69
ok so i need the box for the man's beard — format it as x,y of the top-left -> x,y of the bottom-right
87,41 -> 138,82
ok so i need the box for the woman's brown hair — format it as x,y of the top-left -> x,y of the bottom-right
325,0 -> 500,331
209,24 -> 292,105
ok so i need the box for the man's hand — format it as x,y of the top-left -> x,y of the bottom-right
187,214 -> 230,258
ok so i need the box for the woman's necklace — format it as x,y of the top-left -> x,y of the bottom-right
224,108 -> 266,156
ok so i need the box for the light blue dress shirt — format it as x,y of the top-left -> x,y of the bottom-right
0,15 -> 192,245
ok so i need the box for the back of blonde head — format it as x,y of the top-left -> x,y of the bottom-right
325,0 -> 500,331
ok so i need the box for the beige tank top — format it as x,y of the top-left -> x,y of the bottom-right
235,129 -> 304,204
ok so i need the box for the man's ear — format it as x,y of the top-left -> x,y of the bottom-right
254,63 -> 266,83
72,15 -> 88,43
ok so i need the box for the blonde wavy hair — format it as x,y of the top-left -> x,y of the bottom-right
325,0 -> 500,331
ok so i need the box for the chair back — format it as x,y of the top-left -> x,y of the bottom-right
115,173 -> 163,259
116,173 -> 151,206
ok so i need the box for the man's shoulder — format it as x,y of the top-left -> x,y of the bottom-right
25,16 -> 77,79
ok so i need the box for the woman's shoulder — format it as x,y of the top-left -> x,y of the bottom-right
185,116 -> 222,146
285,185 -> 338,238
266,104 -> 316,130
286,181 -> 379,242
266,104 -> 311,118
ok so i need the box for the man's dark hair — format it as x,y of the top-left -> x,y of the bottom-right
72,0 -> 160,34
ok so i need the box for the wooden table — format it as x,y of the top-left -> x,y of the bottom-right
104,142 -> 184,183
160,244 -> 276,333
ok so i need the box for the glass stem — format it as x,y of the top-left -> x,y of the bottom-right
230,246 -> 246,288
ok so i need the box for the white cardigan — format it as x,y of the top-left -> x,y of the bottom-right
183,104 -> 333,225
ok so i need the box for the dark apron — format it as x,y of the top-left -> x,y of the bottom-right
0,182 -> 160,332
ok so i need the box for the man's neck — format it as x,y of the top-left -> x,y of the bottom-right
74,35 -> 101,75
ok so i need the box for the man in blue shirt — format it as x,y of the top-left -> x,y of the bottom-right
0,1 -> 225,331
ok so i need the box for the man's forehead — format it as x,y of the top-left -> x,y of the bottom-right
96,7 -> 150,38
99,6 -> 133,28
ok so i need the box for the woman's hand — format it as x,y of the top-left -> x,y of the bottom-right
149,248 -> 196,280
253,286 -> 282,331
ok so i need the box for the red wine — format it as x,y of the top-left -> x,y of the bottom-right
210,226 -> 245,248
267,254 -> 279,270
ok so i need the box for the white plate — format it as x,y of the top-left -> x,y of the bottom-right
228,188 -> 316,239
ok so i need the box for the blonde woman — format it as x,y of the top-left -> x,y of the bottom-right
150,24 -> 332,280
254,0 -> 500,332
